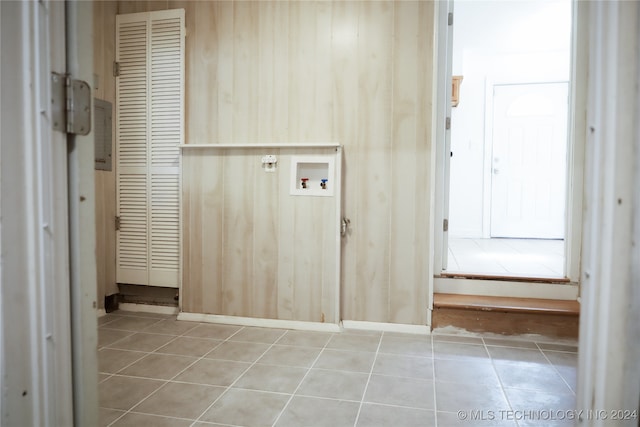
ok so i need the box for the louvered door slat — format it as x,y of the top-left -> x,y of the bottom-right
149,173 -> 179,286
117,174 -> 148,284
150,15 -> 182,169
116,19 -> 147,171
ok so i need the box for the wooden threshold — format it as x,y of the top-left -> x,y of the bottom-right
439,272 -> 571,284
434,293 -> 579,315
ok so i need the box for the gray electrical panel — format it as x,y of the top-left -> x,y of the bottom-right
94,98 -> 112,171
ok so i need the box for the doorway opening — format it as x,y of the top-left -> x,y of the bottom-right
444,0 -> 573,279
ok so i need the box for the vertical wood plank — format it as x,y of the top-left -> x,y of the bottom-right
389,1 -> 420,324
103,177 -> 117,300
252,149 -> 280,319
102,1 -> 117,104
413,0 -> 436,325
182,152 -> 203,313
312,1 -> 333,142
277,153 -> 295,320
222,150 -> 254,316
320,151 -> 338,323
257,2 -> 289,142
330,0 -> 359,320
292,187 -> 321,321
169,0 -> 197,143
94,173 -> 105,308
216,1 -> 234,143
191,1 -> 218,144
117,1 -> 142,15
104,1 -> 119,300
232,1 -> 259,144
286,1 -> 314,140
201,152 -> 225,314
93,0 -> 104,100
181,152 -> 193,311
354,1 -> 393,322
93,1 -> 106,309
94,1 -> 120,309
146,1 -> 168,12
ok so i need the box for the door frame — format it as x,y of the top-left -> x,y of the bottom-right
433,0 -> 587,294
66,2 -> 100,425
432,0 -> 454,281
0,1 -> 98,424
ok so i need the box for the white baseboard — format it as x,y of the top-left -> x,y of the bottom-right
96,308 -> 107,318
177,312 -> 342,333
176,312 -> 430,334
341,320 -> 431,335
118,303 -> 179,315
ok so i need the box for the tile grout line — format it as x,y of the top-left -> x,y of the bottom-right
351,331 -> 384,427
99,332 -> 205,364
269,331 -> 338,427
190,328 -> 305,427
114,410 -> 202,425
99,316 -> 167,349
432,335 -> 439,427
100,314 -> 577,427
98,316 -> 169,371
101,326 -> 194,354
102,317 -> 171,427
102,318 -> 308,426
185,325 -> 277,427
105,320 -> 238,427
99,312 -> 198,340
482,336 -> 519,426
535,342 -> 577,396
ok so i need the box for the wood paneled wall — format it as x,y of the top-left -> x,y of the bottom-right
182,148 -> 339,322
93,1 -> 119,308
94,0 -> 435,325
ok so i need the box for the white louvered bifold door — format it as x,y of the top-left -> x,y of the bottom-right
116,9 -> 184,288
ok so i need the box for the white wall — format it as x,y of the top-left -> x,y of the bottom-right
449,0 -> 571,237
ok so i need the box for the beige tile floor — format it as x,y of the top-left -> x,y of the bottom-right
447,238 -> 565,278
99,311 -> 578,427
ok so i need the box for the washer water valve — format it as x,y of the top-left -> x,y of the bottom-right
261,155 -> 277,173
320,179 -> 328,189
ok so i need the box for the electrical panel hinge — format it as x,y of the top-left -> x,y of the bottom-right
113,61 -> 120,77
448,12 -> 453,26
51,72 -> 91,135
445,117 -> 451,130
115,216 -> 121,231
443,219 -> 449,232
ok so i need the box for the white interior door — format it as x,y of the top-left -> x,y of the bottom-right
490,82 -> 568,239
